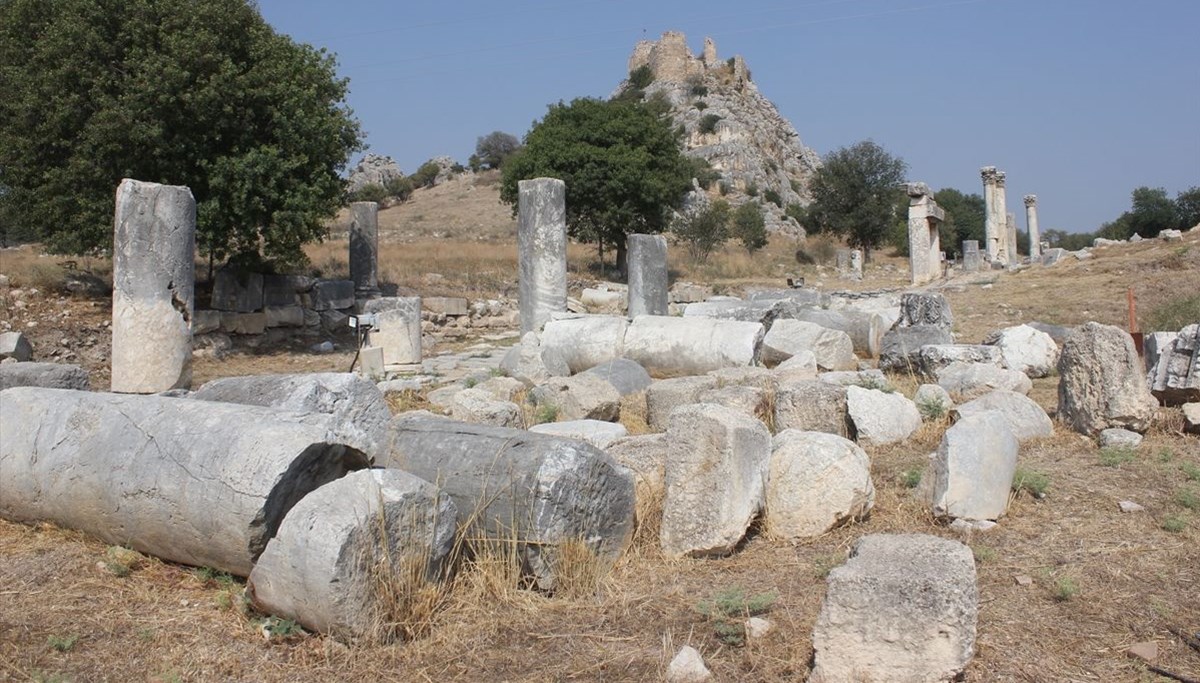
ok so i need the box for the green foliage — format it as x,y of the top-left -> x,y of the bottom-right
698,113 -> 723,135
695,586 -> 777,646
970,544 -> 997,563
1041,228 -> 1094,251
690,84 -> 709,97
0,0 -> 363,263
533,403 -> 558,425
731,201 -> 767,254
258,616 -> 303,638
628,64 -> 654,90
192,566 -> 236,587
348,182 -> 389,204
47,635 -> 78,652
934,188 -> 986,259
1176,487 -> 1200,510
689,157 -> 722,190
916,394 -> 946,420
1181,462 -> 1200,482
384,175 -> 414,202
410,161 -> 442,189
1176,186 -> 1200,228
804,140 -> 908,258
785,203 -> 807,225
1127,186 -> 1180,238
693,100 -> 708,111
745,183 -> 759,198
902,467 -> 923,488
672,199 -> 730,263
763,189 -> 783,208
1012,468 -> 1050,498
501,97 -> 693,264
468,131 -> 521,171
1145,292 -> 1200,332
1098,447 -> 1137,467
1162,516 -> 1187,533
1052,576 -> 1079,601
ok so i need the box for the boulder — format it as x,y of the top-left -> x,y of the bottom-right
448,388 -> 522,428
0,362 -> 90,391
1027,321 -> 1074,345
646,375 -> 719,432
530,373 -> 621,422
1058,322 -> 1158,434
529,420 -> 629,449
474,376 -> 525,402
500,331 -> 570,386
540,315 -> 628,374
660,404 -> 772,558
1183,402 -> 1200,434
0,387 -> 369,577
954,390 -> 1053,442
845,386 -> 921,447
382,417 -> 636,589
983,324 -> 1060,378
579,358 -> 652,396
1042,248 -> 1067,265
818,369 -> 891,391
190,372 -> 392,460
697,385 -> 769,421
921,411 -> 1018,521
761,319 -> 856,370
765,430 -> 875,539
362,297 -> 422,365
708,366 -> 778,393
915,344 -> 1003,379
580,287 -> 624,314
668,282 -> 713,304
0,332 -> 32,361
913,383 -> 954,419
936,361 -> 1033,403
623,316 -> 764,377
666,646 -> 711,683
1148,323 -> 1199,405
248,469 -> 457,640
878,293 -> 954,373
772,349 -> 818,381
809,534 -> 977,683
1098,428 -> 1143,450
605,434 -> 668,506
773,380 -> 851,437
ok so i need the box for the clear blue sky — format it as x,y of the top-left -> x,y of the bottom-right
258,0 -> 1199,234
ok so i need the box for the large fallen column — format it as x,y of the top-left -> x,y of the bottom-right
248,469 -> 457,641
381,416 -> 636,590
539,315 -> 628,374
623,315 -> 764,377
189,372 -> 393,460
0,387 -> 369,577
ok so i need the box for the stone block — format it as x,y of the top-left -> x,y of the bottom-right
915,344 -> 1003,379
669,282 -> 712,304
348,201 -> 380,298
698,385 -> 769,421
921,411 -> 1018,521
766,430 -> 874,539
955,390 -> 1052,442
518,178 -> 568,333
262,274 -> 313,307
580,358 -> 652,396
0,362 -> 90,391
1148,323 -> 1199,405
773,380 -> 850,437
530,373 -> 621,422
1098,428 -> 1143,449
937,361 -> 1032,403
220,311 -> 267,335
0,332 -> 33,361
983,324 -> 1060,378
646,375 -> 719,431
624,316 -> 764,377
499,331 -> 570,386
605,434 -> 667,506
540,315 -> 628,374
264,305 -> 305,328
310,280 -> 356,311
845,386 -> 921,446
449,387 -> 522,428
364,297 -> 422,365
191,309 -> 221,334
211,270 -> 264,313
530,419 -> 629,449
1058,322 -> 1158,433
356,346 -> 384,380
627,234 -> 668,317
761,319 -> 856,370
879,326 -> 955,373
423,296 -> 469,316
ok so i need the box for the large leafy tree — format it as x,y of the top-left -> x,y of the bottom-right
934,188 -> 986,258
803,140 -> 908,258
469,131 -> 521,171
499,97 -> 694,270
0,0 -> 363,266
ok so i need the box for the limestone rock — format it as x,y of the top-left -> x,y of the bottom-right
914,383 -> 954,419
809,534 -> 977,683
0,362 -> 90,391
1058,322 -> 1158,434
646,375 -> 719,431
211,270 -> 264,313
983,324 -> 1060,378
529,420 -> 629,449
530,373 -> 621,422
1098,427 -> 1143,449
921,411 -> 1018,521
774,380 -> 850,437
500,332 -> 571,386
669,282 -> 713,304
605,434 -> 668,505
765,430 -> 874,539
363,297 -> 422,365
666,645 -> 711,683
474,376 -> 525,403
818,369 -> 891,391
346,153 -> 403,193
879,293 -> 954,373
1148,323 -> 1199,405
660,404 -> 771,558
518,178 -> 568,334
448,388 -> 522,428
698,385 -> 769,421
937,361 -> 1033,402
579,358 -> 653,396
540,315 -> 628,374
0,332 -> 32,362
761,319 -> 856,370
309,279 -> 355,311
772,349 -> 818,381
845,386 -> 921,447
623,316 -> 764,377
955,390 -> 1053,442
1182,402 -> 1200,434
916,344 -> 1003,379
627,234 -> 669,317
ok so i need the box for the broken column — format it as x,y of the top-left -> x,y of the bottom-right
110,178 -> 196,393
627,233 -> 668,317
0,387 -> 370,577
980,166 -> 1008,267
962,240 -> 982,273
363,296 -> 422,365
349,201 -> 380,301
906,182 -> 945,286
518,178 -> 568,334
1006,212 -> 1019,268
1024,194 -> 1041,260
849,249 -> 863,280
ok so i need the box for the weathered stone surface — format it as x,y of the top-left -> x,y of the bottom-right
348,201 -> 380,298
474,376 -> 525,403
346,153 -> 402,193
683,298 -> 780,324
530,373 -> 621,422
211,270 -> 264,313
818,369 -> 891,391
1143,330 -> 1178,374
1183,402 -> 1200,434
955,390 -> 1053,442
845,386 -> 921,446
1042,247 -> 1067,265
580,358 -> 653,396
1027,321 -> 1074,345
263,305 -> 305,328
262,274 -> 312,308
580,287 -> 623,314
1058,322 -> 1158,434
0,387 -> 369,577
220,311 -> 267,335
666,645 -> 711,683
880,327 -> 955,373
983,324 -> 1060,378
110,179 -> 195,393
529,420 -> 628,449
605,434 -> 667,505
382,417 -> 636,588
191,373 -> 392,459
518,178 -> 568,334
810,534 -> 977,683
0,332 -> 32,361
669,282 -> 712,304
774,380 -> 850,437
708,365 -> 778,393
921,411 -> 1018,521
698,385 -> 769,420
914,383 -> 954,419
766,430 -> 874,539
772,349 -> 818,381
448,388 -> 522,428
761,319 -> 856,370
961,240 -> 982,273
624,316 -> 764,377
191,309 -> 221,334
627,234 -> 668,317
540,315 -> 628,374
0,362 -> 90,391
364,297 -> 422,365
916,344 -> 1004,379
907,184 -> 944,285
499,331 -> 570,386
937,361 -> 1033,402
1148,323 -> 1200,405
1098,428 -> 1143,449
423,296 -> 469,316
248,469 -> 456,639
646,375 -> 719,431
660,404 -> 771,558
310,280 -> 356,311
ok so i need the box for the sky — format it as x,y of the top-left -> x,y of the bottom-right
257,0 -> 1199,234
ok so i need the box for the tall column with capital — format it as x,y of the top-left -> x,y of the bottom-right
1024,195 -> 1041,260
981,167 -> 1002,265
994,170 -> 1009,265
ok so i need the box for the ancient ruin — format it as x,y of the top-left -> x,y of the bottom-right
626,234 -> 668,317
517,178 -> 567,334
981,166 -> 1008,266
349,201 -> 381,300
906,182 -> 945,285
1024,194 -> 1042,260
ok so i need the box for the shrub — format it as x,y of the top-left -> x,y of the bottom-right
671,199 -> 730,263
47,635 -> 78,652
916,395 -> 946,420
745,183 -> 759,198
731,201 -> 767,255
628,64 -> 653,90
1052,576 -> 1079,601
690,83 -> 708,97
689,157 -> 722,189
695,586 -> 777,646
902,467 -> 922,488
1181,462 -> 1200,481
410,160 -> 441,188
1098,447 -> 1137,467
1162,516 -> 1187,533
693,100 -> 708,111
763,189 -> 783,208
1176,487 -> 1200,510
1012,468 -> 1049,498
385,175 -> 414,202
348,182 -> 388,204
698,113 -> 722,135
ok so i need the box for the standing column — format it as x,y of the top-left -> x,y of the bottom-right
907,183 -> 932,285
627,234 -> 668,317
994,170 -> 1009,265
981,167 -> 1000,264
1006,212 -> 1019,268
110,178 -> 196,393
349,201 -> 380,301
1024,195 -> 1041,260
518,178 -> 567,334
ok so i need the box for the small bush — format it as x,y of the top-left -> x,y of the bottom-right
1162,516 -> 1187,533
1012,468 -> 1050,498
696,587 -> 777,646
1180,462 -> 1200,481
671,199 -> 730,263
1052,576 -> 1079,602
410,160 -> 441,188
790,178 -> 803,194
763,188 -> 783,208
731,201 -> 767,255
916,395 -> 946,420
766,159 -> 779,174
47,635 -> 78,652
971,544 -> 997,563
690,83 -> 708,97
693,100 -> 707,111
698,113 -> 722,135
627,64 -> 653,90
902,467 -> 922,488
462,377 -> 478,389
533,403 -> 558,425
348,182 -> 388,204
745,183 -> 759,198
1098,447 -> 1137,467
258,616 -> 303,639
811,553 -> 841,579
1176,487 -> 1200,510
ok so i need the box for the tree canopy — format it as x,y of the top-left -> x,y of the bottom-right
499,97 -> 695,269
0,0 -> 363,266
803,140 -> 908,258
469,131 -> 521,171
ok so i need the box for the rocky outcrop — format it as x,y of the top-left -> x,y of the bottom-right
346,153 -> 403,193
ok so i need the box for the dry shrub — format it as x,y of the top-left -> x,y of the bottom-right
630,482 -> 665,553
384,388 -> 432,415
618,393 -> 651,435
548,538 -> 611,601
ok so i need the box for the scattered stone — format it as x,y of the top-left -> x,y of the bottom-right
698,385 -> 768,420
1098,428 -> 1143,449
1041,247 -> 1067,266
0,332 -> 33,362
422,296 -> 469,317
474,376 -> 525,402
311,340 -> 335,354
580,287 -> 623,313
766,430 -> 874,539
529,420 -> 629,449
809,534 -> 977,683
745,617 -> 773,640
211,270 -> 265,313
191,309 -> 221,335
623,316 -> 764,377
1118,500 -> 1145,513
263,305 -> 305,328
309,280 -> 355,311
540,315 -> 628,374
666,646 -> 711,683
530,373 -> 621,422
955,390 -> 1053,442
878,293 -> 954,372
845,386 -> 921,446
761,319 -> 856,370
363,297 -> 422,365
669,282 -> 713,304
221,311 -> 267,335
579,358 -> 652,397
949,518 -> 998,534
605,434 -> 667,505
1027,321 -> 1074,345
660,404 -> 771,558
1058,322 -> 1158,434
983,324 -> 1060,378
248,469 -> 456,640
499,331 -> 570,386
818,369 -> 891,391
773,380 -> 851,437
1126,641 -> 1159,663
916,344 -> 1004,379
0,362 -> 90,391
1160,229 -> 1183,241
448,388 -> 522,428
708,365 -> 778,392
921,411 -> 1018,521
914,383 -> 954,419
937,361 -> 1033,402
1148,323 -> 1199,405
1014,574 -> 1034,586
1184,402 -> 1200,434
772,349 -> 818,381
645,375 -> 719,431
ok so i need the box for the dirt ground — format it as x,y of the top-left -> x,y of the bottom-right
1,197 -> 1199,682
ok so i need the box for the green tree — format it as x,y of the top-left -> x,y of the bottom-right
500,97 -> 694,270
0,0 -> 363,265
1174,186 -> 1200,229
934,188 -> 986,259
731,201 -> 767,254
672,199 -> 730,263
803,140 -> 908,259
468,131 -> 521,171
1126,186 -> 1178,238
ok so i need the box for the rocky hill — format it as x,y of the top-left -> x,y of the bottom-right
617,32 -> 822,238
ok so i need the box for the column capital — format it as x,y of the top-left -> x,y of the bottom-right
980,166 -> 1000,185
994,171 -> 1006,188
1023,194 -> 1037,207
